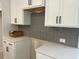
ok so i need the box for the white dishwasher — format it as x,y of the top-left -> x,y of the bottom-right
3,37 -> 31,59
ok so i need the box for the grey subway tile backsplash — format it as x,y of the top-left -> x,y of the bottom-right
18,13 -> 79,48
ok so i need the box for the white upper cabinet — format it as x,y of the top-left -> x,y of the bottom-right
45,0 -> 60,26
45,0 -> 79,28
61,0 -> 77,27
11,0 -> 31,25
27,0 -> 45,8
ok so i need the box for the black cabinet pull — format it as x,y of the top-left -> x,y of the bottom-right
59,16 -> 61,24
15,18 -> 17,23
6,47 -> 9,52
56,16 -> 58,24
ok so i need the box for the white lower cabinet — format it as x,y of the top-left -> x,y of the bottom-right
3,41 -> 15,59
3,37 -> 31,59
36,53 -> 54,59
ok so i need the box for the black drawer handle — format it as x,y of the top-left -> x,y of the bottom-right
59,16 -> 61,24
14,18 -> 17,23
56,16 -> 58,24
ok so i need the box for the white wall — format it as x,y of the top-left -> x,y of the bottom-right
2,0 -> 18,37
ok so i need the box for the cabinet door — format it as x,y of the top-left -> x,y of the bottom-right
7,46 -> 15,59
16,10 -> 24,25
11,0 -> 28,25
61,0 -> 77,27
15,0 -> 23,25
16,0 -> 31,25
45,0 -> 60,26
36,53 -> 54,59
3,42 -> 15,59
11,0 -> 17,24
3,42 -> 8,59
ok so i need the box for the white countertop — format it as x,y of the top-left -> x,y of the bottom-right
36,42 -> 79,59
3,36 -> 48,48
3,36 -> 32,43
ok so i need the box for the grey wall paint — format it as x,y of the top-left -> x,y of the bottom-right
2,0 -> 18,37
19,13 -> 79,48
